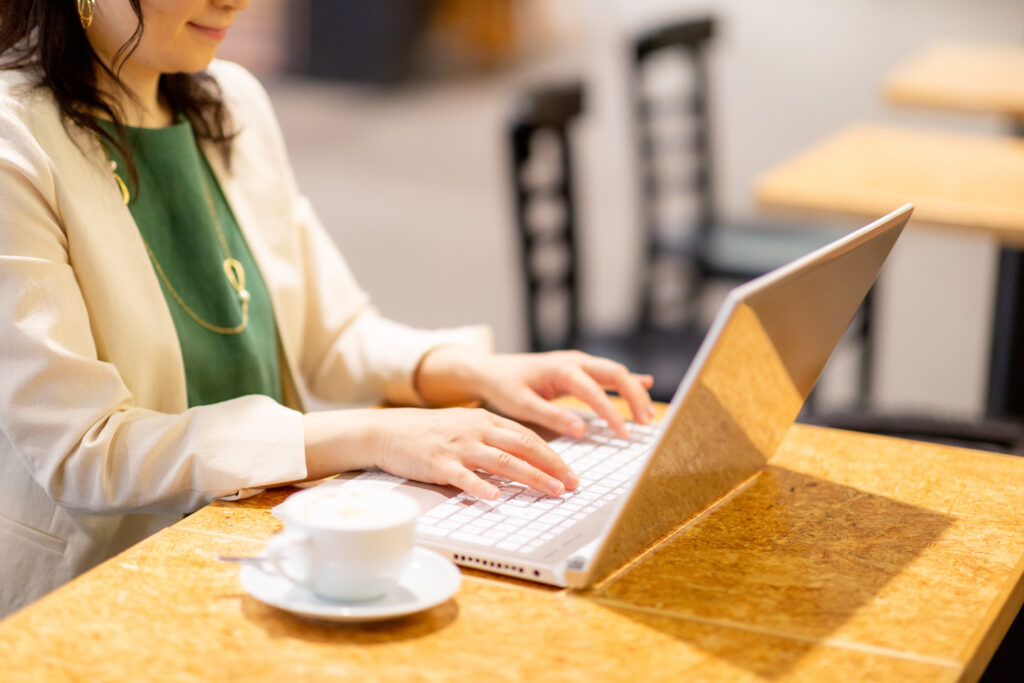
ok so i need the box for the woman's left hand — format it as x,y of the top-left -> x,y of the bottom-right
415,348 -> 656,439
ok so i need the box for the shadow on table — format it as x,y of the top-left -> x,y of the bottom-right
586,466 -> 953,678
240,595 -> 460,644
208,486 -> 299,511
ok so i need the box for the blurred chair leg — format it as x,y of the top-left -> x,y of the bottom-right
857,286 -> 875,411
987,247 -> 1024,419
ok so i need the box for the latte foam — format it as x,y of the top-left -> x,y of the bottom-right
291,489 -> 419,530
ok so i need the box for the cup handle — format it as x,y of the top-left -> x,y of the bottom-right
265,531 -> 314,588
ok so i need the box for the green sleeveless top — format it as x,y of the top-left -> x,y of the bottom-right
98,118 -> 283,407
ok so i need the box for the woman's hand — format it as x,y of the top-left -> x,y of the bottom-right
303,348 -> 651,499
303,407 -> 577,500
415,348 -> 656,439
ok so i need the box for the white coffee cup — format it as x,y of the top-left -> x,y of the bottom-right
267,487 -> 420,601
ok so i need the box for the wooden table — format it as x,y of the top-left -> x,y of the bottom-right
756,122 -> 1024,416
0,419 -> 1021,681
884,41 -> 1024,119
756,123 -> 1024,246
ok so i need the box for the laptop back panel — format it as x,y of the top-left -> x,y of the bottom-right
569,205 -> 911,587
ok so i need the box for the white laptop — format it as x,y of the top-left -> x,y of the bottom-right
319,204 -> 912,588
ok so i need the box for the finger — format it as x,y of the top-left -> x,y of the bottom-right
440,461 -> 499,500
502,389 -> 587,439
554,366 -> 630,438
469,444 -> 566,497
485,419 -> 578,490
583,359 -> 656,425
633,373 -> 655,389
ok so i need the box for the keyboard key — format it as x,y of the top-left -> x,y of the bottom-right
498,506 -> 544,521
449,532 -> 497,547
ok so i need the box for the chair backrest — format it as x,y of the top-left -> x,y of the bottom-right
507,82 -> 584,352
632,17 -> 716,328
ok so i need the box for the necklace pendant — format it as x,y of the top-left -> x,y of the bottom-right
223,258 -> 246,294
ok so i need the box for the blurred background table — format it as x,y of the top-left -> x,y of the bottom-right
756,124 -> 1024,244
756,122 -> 1024,419
884,42 -> 1024,120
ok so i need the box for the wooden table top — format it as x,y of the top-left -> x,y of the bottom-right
755,123 -> 1024,245
0,417 -> 1021,682
884,42 -> 1024,118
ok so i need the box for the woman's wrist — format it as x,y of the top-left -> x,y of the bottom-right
413,346 -> 491,406
302,410 -> 378,481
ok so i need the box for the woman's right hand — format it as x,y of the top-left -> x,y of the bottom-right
303,408 -> 577,500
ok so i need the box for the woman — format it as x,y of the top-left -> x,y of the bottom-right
0,0 -> 654,615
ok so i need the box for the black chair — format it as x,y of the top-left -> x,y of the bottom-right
507,82 -> 705,402
630,17 -> 875,409
624,17 -> 1024,457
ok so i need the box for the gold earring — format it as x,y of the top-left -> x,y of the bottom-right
77,0 -> 96,29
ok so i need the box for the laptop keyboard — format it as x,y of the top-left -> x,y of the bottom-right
415,417 -> 658,554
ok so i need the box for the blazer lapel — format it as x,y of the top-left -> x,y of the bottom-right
58,123 -> 189,414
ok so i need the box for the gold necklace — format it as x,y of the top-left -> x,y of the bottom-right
106,155 -> 251,335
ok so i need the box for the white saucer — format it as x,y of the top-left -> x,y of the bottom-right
239,546 -> 461,623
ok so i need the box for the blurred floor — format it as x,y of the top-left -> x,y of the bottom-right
267,76 -> 519,345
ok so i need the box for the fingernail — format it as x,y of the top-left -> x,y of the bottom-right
548,480 -> 565,496
486,485 -> 500,500
570,418 -> 586,437
566,472 -> 579,489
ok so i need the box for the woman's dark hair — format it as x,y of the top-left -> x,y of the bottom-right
0,1 -> 236,194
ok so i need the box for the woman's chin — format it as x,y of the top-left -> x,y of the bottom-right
166,48 -> 220,75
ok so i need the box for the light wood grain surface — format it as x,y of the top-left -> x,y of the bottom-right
884,42 -> 1024,118
0,412 -> 1021,681
756,123 -> 1024,245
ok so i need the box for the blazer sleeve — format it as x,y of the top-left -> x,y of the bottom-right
0,103 -> 308,516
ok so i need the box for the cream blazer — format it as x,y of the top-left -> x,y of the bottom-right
0,61 -> 491,616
